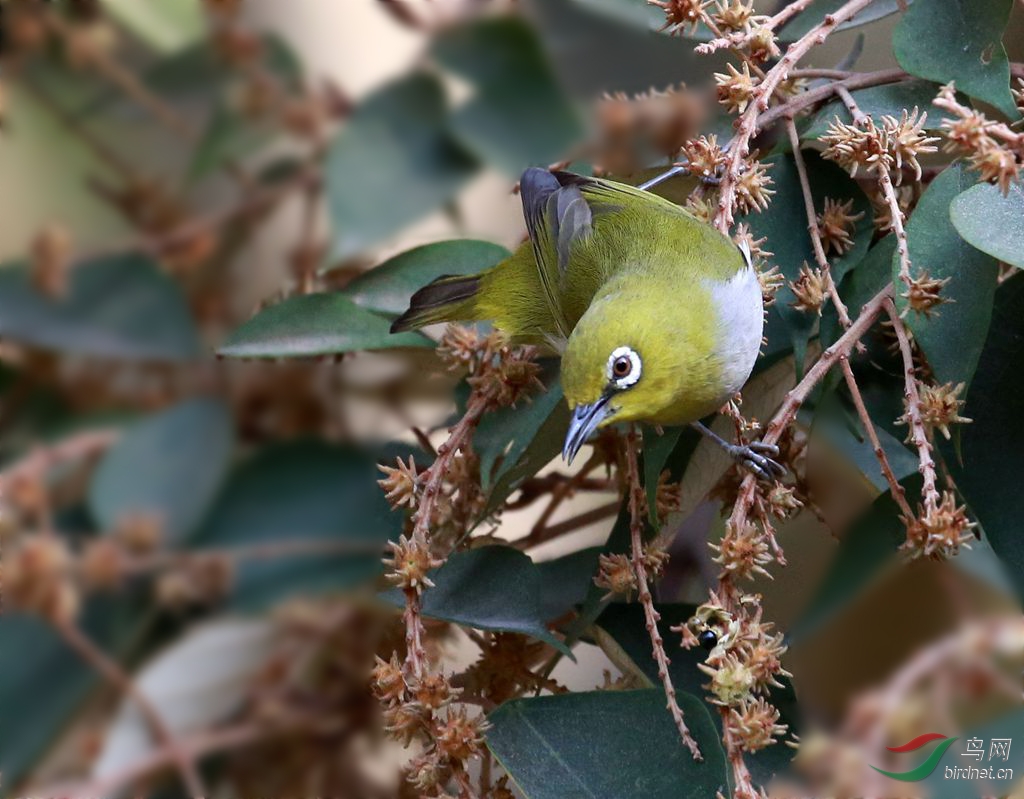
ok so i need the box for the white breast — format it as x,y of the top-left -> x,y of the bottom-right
706,266 -> 764,397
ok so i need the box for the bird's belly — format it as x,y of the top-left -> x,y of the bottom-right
707,267 -> 764,396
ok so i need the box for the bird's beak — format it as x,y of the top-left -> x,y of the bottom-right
562,397 -> 612,465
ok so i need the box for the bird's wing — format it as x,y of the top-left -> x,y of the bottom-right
519,168 -> 595,339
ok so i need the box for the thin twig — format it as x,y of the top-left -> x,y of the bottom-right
623,427 -> 702,761
34,712 -> 344,798
697,0 -> 820,54
785,117 -> 852,327
53,619 -> 207,797
0,429 -> 119,495
884,297 -> 939,512
516,500 -> 621,550
724,284 -> 893,588
838,356 -> 915,519
118,538 -> 384,577
715,0 -> 883,231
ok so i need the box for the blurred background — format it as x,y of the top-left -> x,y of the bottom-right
1,1 -> 1023,797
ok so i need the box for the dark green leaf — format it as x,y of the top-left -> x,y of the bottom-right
821,234 -> 895,350
327,72 -> 478,260
0,254 -> 200,361
942,273 -> 1024,599
741,152 -> 873,362
475,365 -> 571,513
341,240 -> 510,316
193,440 -> 405,610
643,426 -> 682,521
950,182 -> 1024,269
218,293 -> 432,358
432,17 -> 585,175
89,398 -> 233,544
487,690 -> 728,799
536,546 -> 602,621
383,546 -> 571,655
802,79 -> 959,141
0,597 -> 148,787
894,163 -> 999,389
893,0 -> 1018,119
778,0 -> 910,41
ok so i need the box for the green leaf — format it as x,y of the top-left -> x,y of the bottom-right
218,293 -> 432,358
778,0 -> 910,41
894,163 -> 999,389
0,254 -> 200,361
486,690 -> 728,799
340,240 -> 510,316
643,426 -> 682,521
821,234 -> 896,350
327,72 -> 478,260
475,365 -> 571,513
893,0 -> 1018,119
536,547 -> 602,622
950,182 -> 1024,269
89,398 -> 233,544
188,38 -> 304,180
941,273 -> 1024,599
431,17 -> 585,176
383,546 -> 572,655
0,597 -> 148,786
802,79 -> 959,141
193,440 -> 405,610
741,152 -> 873,362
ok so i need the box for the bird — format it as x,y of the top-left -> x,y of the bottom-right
391,168 -> 784,479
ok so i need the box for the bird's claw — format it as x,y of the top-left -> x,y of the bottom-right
727,441 -> 786,481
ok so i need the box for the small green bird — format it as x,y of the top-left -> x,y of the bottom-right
392,168 -> 783,478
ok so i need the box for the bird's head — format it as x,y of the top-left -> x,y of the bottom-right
560,289 -> 704,464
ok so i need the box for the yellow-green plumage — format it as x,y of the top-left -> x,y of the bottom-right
392,169 -> 763,442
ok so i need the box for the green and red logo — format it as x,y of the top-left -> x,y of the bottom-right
871,733 -> 959,781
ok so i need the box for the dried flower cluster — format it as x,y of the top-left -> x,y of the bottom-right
816,197 -> 864,256
676,597 -> 790,751
905,381 -> 971,440
821,108 -> 939,184
902,491 -> 977,559
789,264 -> 828,316
935,83 -> 1023,194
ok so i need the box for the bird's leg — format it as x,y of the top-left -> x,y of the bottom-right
691,421 -> 786,481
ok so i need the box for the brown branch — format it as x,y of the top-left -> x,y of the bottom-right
757,68 -> 908,129
623,427 -> 702,760
714,0 -> 883,231
516,500 -> 621,550
0,429 -> 119,499
839,356 -> 915,519
33,712 -> 343,799
885,297 -> 940,513
53,619 -> 206,797
119,538 -> 384,577
17,73 -> 135,179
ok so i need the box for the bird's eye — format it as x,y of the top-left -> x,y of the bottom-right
606,346 -> 641,389
698,629 -> 719,651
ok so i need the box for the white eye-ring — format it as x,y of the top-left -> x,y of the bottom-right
607,346 -> 642,389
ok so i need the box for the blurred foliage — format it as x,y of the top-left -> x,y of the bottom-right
0,1 -> 1023,798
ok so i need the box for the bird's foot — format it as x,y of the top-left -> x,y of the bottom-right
726,441 -> 786,481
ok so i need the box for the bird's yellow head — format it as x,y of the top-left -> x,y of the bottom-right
560,285 -> 719,464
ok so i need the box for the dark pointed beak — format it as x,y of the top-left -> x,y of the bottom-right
562,397 -> 612,465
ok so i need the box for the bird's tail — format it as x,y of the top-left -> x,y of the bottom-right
390,274 -> 481,333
